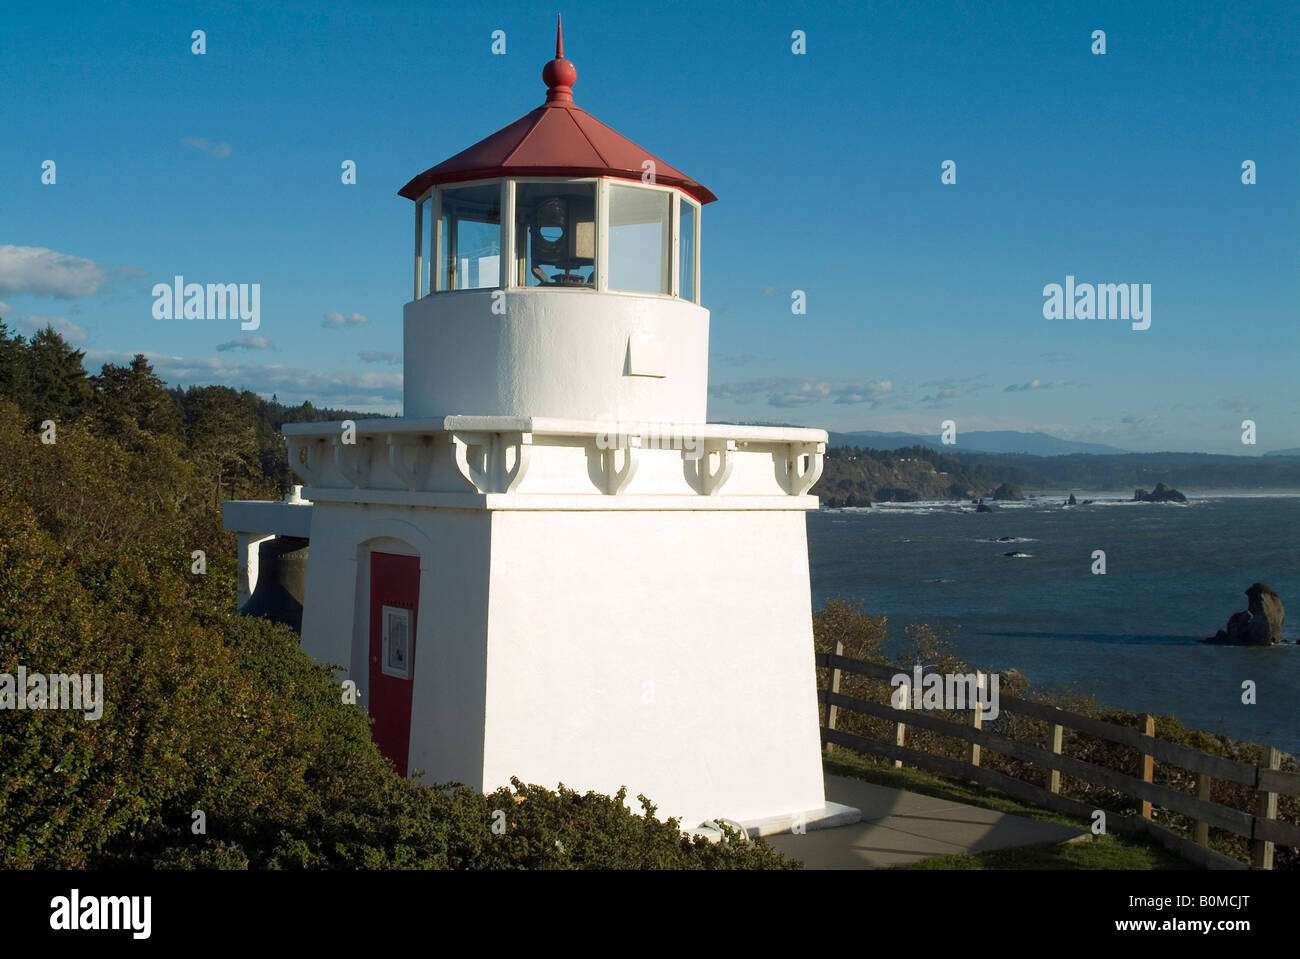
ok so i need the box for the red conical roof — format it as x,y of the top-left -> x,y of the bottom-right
398,17 -> 716,204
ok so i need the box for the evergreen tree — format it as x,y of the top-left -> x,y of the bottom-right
91,354 -> 185,445
0,320 -> 32,414
26,325 -> 91,426
181,385 -> 263,503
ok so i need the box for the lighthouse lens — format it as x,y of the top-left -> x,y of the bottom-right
514,181 -> 596,287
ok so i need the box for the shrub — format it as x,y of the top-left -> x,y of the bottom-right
0,487 -> 793,870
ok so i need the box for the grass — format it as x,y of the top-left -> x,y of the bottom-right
823,750 -> 1198,869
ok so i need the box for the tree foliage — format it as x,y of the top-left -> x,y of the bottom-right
0,329 -> 793,870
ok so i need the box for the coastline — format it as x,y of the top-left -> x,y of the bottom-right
808,494 -> 1300,751
823,489 -> 1300,510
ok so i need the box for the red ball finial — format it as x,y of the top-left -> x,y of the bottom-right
543,14 -> 576,103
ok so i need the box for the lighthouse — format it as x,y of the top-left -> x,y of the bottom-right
224,20 -> 857,836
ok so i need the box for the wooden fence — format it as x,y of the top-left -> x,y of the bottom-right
817,648 -> 1300,870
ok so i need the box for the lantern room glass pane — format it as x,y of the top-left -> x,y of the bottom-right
421,197 -> 433,297
514,182 -> 596,287
437,209 -> 448,292
679,199 -> 696,302
440,184 -> 501,290
609,184 -> 670,295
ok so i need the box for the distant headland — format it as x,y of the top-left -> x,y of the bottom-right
813,442 -> 1300,508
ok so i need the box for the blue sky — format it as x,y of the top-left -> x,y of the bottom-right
2,0 -> 1296,453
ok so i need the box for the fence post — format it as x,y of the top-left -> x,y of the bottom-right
894,680 -> 909,769
1252,747 -> 1281,870
1048,723 -> 1064,794
969,671 -> 983,767
824,640 -> 843,754
1195,774 -> 1211,846
1139,714 -> 1155,820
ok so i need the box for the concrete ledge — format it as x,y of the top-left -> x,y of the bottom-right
223,499 -> 314,536
298,487 -> 821,511
283,414 -> 828,446
694,801 -> 862,841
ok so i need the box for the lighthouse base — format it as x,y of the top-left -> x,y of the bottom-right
295,500 -> 831,830
271,414 -> 836,832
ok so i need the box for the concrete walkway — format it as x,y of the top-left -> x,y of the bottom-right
764,774 -> 1088,868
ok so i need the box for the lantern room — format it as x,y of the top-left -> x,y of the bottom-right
401,19 -> 712,301
397,19 -> 716,424
408,175 -> 701,300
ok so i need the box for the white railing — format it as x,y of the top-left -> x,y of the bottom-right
282,416 -> 825,505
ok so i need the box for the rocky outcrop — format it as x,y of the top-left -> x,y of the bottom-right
874,487 -> 921,503
1133,482 -> 1187,503
1066,494 -> 1077,505
992,482 -> 1023,501
1204,583 -> 1287,645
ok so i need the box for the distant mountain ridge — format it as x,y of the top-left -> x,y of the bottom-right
814,445 -> 1300,506
827,429 -> 1128,456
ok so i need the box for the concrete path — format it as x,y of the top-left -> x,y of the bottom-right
764,774 -> 1087,868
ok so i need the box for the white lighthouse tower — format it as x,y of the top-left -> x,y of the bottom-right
225,21 -> 856,835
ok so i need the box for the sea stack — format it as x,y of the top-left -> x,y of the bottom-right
1204,583 -> 1287,645
992,482 -> 1023,501
1133,482 -> 1187,503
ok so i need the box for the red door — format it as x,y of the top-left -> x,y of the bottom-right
369,551 -> 420,776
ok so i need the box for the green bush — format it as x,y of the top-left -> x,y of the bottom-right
0,340 -> 797,870
0,467 -> 792,870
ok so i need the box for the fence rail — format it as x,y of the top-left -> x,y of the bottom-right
815,650 -> 1299,870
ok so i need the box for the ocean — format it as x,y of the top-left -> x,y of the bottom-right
807,492 -> 1300,754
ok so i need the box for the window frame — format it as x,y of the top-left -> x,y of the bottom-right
413,192 -> 425,299
436,180 -> 505,293
677,194 -> 701,304
508,177 -> 601,290
604,178 -> 681,299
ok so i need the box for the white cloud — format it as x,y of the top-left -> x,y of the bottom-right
182,137 -> 232,158
0,245 -> 108,299
1004,378 -> 1071,393
710,352 -> 755,368
84,350 -> 402,408
359,350 -> 402,365
216,336 -> 274,352
323,311 -> 371,328
916,376 -> 992,408
710,376 -> 894,408
1218,396 -> 1253,414
833,381 -> 894,405
0,300 -> 11,315
16,315 -> 89,346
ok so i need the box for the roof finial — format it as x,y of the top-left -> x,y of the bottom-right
543,14 -> 576,104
